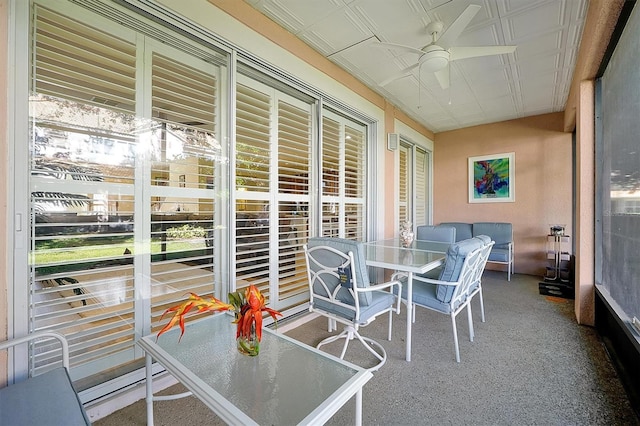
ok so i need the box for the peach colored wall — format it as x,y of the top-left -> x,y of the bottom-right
575,81 -> 595,326
433,112 -> 573,277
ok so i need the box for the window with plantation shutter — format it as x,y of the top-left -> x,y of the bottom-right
398,141 -> 430,228
322,110 -> 367,240
31,4 -> 139,380
147,47 -> 221,337
235,76 -> 312,311
399,145 -> 410,224
29,1 -> 227,384
415,147 -> 429,226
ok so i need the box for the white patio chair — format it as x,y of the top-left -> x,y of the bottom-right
304,237 -> 402,371
396,237 -> 486,362
0,331 -> 91,425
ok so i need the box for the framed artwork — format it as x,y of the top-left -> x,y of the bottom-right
468,152 -> 515,203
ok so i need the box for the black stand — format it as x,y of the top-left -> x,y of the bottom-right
539,232 -> 574,298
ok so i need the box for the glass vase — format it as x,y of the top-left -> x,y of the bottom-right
236,324 -> 260,356
400,221 -> 414,248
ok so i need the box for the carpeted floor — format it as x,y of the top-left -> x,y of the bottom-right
94,271 -> 639,425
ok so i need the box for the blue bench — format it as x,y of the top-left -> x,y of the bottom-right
439,222 -> 514,281
0,331 -> 91,426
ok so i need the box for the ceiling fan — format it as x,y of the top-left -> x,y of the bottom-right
376,4 -> 516,89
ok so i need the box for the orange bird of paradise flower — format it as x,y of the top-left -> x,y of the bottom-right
234,284 -> 282,342
156,285 -> 282,342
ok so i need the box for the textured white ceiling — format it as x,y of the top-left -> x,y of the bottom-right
243,0 -> 588,133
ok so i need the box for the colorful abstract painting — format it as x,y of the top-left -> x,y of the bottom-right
468,152 -> 515,203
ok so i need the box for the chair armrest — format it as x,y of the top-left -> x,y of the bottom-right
0,330 -> 70,369
354,280 -> 403,314
366,280 -> 401,292
412,275 -> 461,287
391,271 -> 408,281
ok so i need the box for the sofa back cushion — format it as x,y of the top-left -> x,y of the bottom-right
439,222 -> 473,241
473,222 -> 512,246
416,225 -> 456,243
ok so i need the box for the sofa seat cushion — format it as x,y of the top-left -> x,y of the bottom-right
313,290 -> 395,324
0,367 -> 90,426
488,247 -> 511,262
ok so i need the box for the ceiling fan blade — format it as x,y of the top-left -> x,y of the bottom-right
373,41 -> 425,56
379,63 -> 420,86
434,67 -> 450,89
435,4 -> 481,48
449,45 -> 516,61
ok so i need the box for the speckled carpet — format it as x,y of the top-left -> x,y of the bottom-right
94,271 -> 639,425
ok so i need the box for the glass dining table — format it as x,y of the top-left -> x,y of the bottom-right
363,238 -> 449,362
139,312 -> 372,425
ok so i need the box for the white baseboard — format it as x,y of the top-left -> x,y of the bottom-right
85,370 -> 177,422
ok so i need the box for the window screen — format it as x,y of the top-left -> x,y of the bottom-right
598,3 -> 640,324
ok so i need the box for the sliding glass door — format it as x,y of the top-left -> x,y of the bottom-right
29,1 -> 228,382
18,0 -> 374,395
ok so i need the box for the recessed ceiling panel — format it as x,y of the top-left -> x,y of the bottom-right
507,2 -> 564,40
299,9 -> 373,55
257,0 -> 344,33
351,0 -> 430,45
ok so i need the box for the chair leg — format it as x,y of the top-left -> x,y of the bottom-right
387,310 -> 393,341
451,313 -> 460,363
478,289 -> 486,322
316,325 -> 388,371
467,304 -> 474,342
339,329 -> 353,359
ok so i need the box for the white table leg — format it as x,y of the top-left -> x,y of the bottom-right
405,273 -> 413,362
145,353 -> 154,426
354,388 -> 363,426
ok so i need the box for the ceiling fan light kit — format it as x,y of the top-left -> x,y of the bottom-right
420,50 -> 449,72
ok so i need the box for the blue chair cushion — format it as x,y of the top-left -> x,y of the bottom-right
437,237 -> 484,302
307,237 -> 372,306
0,367 -> 90,426
439,222 -> 473,241
314,290 -> 396,324
396,280 -> 460,314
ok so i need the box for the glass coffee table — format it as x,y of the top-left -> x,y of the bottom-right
139,313 -> 372,425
